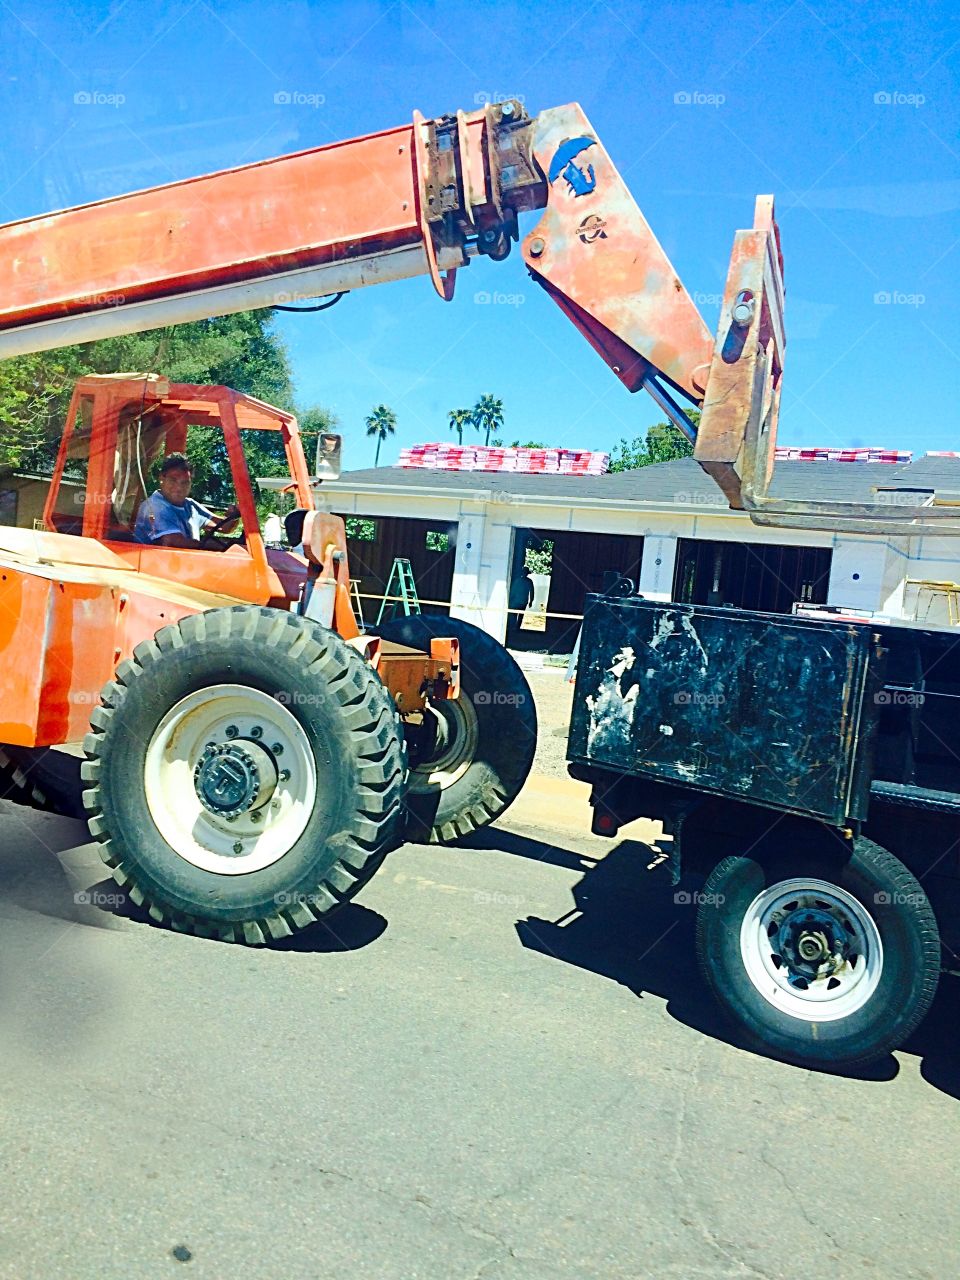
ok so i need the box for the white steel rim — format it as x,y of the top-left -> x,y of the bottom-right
144,684 -> 317,874
739,877 -> 884,1022
408,697 -> 479,793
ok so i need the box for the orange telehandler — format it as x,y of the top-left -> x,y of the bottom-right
1,99 -> 952,946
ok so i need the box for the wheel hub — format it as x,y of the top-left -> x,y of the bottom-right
194,740 -> 279,819
775,907 -> 846,981
740,878 -> 884,1022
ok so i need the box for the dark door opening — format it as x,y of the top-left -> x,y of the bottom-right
340,514 -> 458,624
508,527 -> 644,653
673,538 -> 831,613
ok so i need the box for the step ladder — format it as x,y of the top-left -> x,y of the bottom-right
350,578 -> 366,631
376,557 -> 421,625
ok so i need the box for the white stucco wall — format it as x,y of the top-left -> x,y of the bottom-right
319,481 -> 960,640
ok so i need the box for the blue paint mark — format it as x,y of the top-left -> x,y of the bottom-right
548,136 -> 598,197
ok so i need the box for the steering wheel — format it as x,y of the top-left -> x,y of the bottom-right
200,507 -> 245,547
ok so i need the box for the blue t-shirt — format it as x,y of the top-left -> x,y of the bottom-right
134,491 -> 214,545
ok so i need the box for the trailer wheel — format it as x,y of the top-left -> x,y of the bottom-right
0,746 -> 84,818
373,615 -> 536,843
695,836 -> 940,1068
82,606 -> 405,944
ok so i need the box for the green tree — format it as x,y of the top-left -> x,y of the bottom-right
609,410 -> 699,472
472,393 -> 503,446
447,407 -> 472,445
0,311 -> 295,480
365,404 -> 397,466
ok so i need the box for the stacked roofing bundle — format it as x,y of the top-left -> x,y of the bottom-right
396,443 -> 610,474
774,446 -> 913,463
558,448 -> 609,474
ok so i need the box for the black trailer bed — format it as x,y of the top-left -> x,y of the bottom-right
568,596 -> 960,827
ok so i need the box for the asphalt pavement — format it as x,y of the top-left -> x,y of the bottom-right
1,788 -> 958,1280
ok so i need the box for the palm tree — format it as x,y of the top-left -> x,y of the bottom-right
447,407 -> 473,445
365,404 -> 397,466
472,393 -> 504,446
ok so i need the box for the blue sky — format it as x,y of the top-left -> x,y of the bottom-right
2,0 -> 958,464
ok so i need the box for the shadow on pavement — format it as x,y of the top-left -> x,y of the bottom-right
0,808 -> 121,931
84,875 -> 388,954
904,974 -> 960,1101
460,824 -> 598,873
511,835 -> 960,1085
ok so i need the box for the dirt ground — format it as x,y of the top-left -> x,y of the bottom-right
517,663 -> 576,779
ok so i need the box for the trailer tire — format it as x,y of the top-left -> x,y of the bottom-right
695,836 -> 940,1069
82,606 -> 405,944
373,614 -> 536,843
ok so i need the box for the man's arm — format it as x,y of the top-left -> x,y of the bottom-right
200,503 -> 241,536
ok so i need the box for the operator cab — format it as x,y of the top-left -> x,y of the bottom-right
42,374 -> 320,603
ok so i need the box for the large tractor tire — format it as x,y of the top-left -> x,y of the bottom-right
373,614 -> 537,844
695,835 -> 941,1069
0,746 -> 85,818
81,606 -> 405,944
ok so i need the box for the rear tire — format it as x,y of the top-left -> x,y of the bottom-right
696,835 -> 940,1068
0,746 -> 84,818
82,606 -> 405,944
373,614 -> 537,843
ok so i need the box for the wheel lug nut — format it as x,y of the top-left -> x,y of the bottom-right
251,812 -> 262,824
225,725 -> 238,739
271,743 -> 283,755
250,725 -> 263,739
232,841 -> 243,855
280,769 -> 291,782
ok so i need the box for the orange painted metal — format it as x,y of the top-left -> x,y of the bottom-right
694,197 -> 785,508
521,104 -> 714,402
0,129 -> 423,328
376,638 -> 460,710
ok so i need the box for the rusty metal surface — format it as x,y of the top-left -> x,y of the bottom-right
522,104 -> 714,402
377,637 -> 459,709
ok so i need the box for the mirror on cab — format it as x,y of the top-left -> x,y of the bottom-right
314,433 -> 342,482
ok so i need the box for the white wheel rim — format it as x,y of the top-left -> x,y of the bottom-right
408,697 -> 479,793
144,684 -> 317,874
739,877 -> 883,1022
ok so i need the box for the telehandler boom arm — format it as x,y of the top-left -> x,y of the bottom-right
0,100 -> 953,534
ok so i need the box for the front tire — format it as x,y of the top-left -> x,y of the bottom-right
695,835 -> 940,1068
373,614 -> 537,843
82,607 -> 405,944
